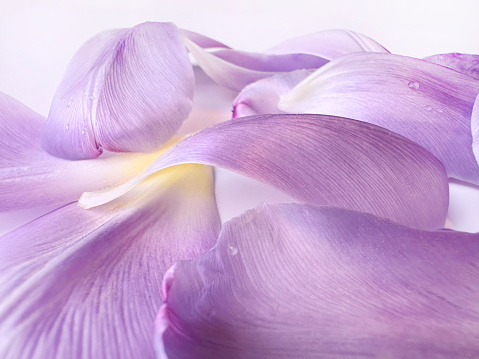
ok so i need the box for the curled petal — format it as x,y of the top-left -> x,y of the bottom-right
279,52 -> 479,184
157,203 -> 479,359
80,114 -> 449,230
265,29 -> 389,58
0,92 -> 169,210
471,93 -> 479,166
424,53 -> 479,80
0,164 -> 220,359
233,70 -> 312,118
183,37 -> 327,91
42,22 -> 194,160
178,29 -> 230,49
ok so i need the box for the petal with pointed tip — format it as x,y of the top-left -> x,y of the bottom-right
80,114 -> 449,230
183,37 -> 327,91
42,22 -> 194,160
279,52 -> 479,184
157,203 -> 479,359
0,164 -> 220,359
0,92 -> 168,210
424,53 -> 479,80
265,29 -> 389,58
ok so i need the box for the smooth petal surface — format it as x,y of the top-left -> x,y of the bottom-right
0,164 -> 220,359
157,203 -> 479,359
265,29 -> 389,59
424,53 -> 479,80
471,93 -> 479,165
80,114 -> 449,230
0,92 -> 168,210
232,70 -> 311,118
42,22 -> 194,160
280,52 -> 479,184
183,36 -> 327,91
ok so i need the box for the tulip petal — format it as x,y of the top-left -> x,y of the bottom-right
0,92 -> 169,210
157,203 -> 479,359
0,164 -> 220,359
80,114 -> 449,230
424,53 -> 479,80
265,29 -> 389,59
232,70 -> 312,118
183,37 -> 327,91
42,22 -> 194,160
471,93 -> 479,165
279,52 -> 479,184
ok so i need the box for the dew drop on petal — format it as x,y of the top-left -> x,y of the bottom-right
81,129 -> 86,135
67,100 -> 73,107
65,124 -> 69,130
408,81 -> 419,91
228,244 -> 238,256
425,105 -> 432,111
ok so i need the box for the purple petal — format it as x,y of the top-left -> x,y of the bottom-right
0,164 -> 220,359
178,29 -> 230,49
280,52 -> 479,184
177,67 -> 237,135
80,114 -> 449,230
42,22 -> 194,160
0,92 -> 167,210
183,37 -> 327,91
233,70 -> 312,118
471,93 -> 479,165
157,203 -> 479,359
265,29 -> 389,59
424,53 -> 479,80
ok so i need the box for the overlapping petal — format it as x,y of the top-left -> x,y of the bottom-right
0,164 -> 220,359
42,22 -> 194,160
424,53 -> 479,80
156,203 -> 479,359
265,29 -> 389,58
232,70 -> 312,118
279,52 -> 479,184
80,114 -> 448,230
0,92 -> 167,210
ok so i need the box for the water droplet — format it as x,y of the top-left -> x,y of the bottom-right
228,244 -> 238,256
89,96 -> 94,101
437,108 -> 444,113
408,81 -> 419,91
67,100 -> 73,107
65,124 -> 69,130
81,129 -> 86,135
425,105 -> 432,111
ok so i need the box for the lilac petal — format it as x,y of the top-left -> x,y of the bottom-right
80,114 -> 449,230
424,53 -> 479,80
178,29 -> 230,49
42,22 -> 194,160
265,29 -> 389,59
0,92 -> 167,210
182,37 -> 327,91
177,67 -> 237,135
157,203 -> 479,359
471,93 -> 479,165
0,164 -> 220,359
279,52 -> 479,184
232,70 -> 312,118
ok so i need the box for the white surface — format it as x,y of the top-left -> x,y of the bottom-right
0,0 -> 478,233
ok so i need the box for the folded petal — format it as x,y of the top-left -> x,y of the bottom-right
157,203 -> 479,359
232,70 -> 312,118
471,93 -> 479,165
183,36 -> 327,91
424,53 -> 479,80
0,92 -> 168,210
80,114 -> 449,230
265,29 -> 389,59
279,52 -> 479,184
0,164 -> 220,359
42,22 -> 194,160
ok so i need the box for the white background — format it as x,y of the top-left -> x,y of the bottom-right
1,0 -> 478,232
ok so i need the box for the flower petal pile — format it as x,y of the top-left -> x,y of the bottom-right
0,21 -> 478,359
